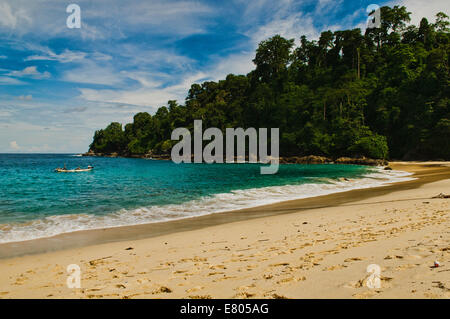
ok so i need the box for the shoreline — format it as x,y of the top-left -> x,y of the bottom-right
0,162 -> 448,260
0,161 -> 448,298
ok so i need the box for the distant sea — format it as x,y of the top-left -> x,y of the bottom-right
0,154 -> 413,243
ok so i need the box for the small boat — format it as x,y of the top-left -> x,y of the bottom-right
55,166 -> 94,173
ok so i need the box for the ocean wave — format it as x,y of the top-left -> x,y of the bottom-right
0,168 -> 415,243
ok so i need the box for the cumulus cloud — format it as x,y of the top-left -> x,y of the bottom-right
8,66 -> 50,79
9,140 -> 20,150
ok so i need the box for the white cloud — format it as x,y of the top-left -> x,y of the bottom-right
316,0 -> 343,13
78,22 -> 107,41
8,66 -> 50,79
121,71 -> 163,88
117,44 -> 195,70
111,0 -> 213,35
0,1 -> 31,29
392,0 -> 449,26
80,87 -> 174,109
91,52 -> 112,61
208,52 -> 255,79
76,53 -> 260,109
248,12 -> 319,45
62,47 -> 195,87
0,76 -> 25,85
0,0 -> 214,40
17,94 -> 32,100
25,48 -> 87,63
63,61 -> 121,85
9,140 -> 20,150
0,119 -> 91,153
78,71 -> 209,108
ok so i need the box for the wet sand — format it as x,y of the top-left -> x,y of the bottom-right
0,162 -> 449,298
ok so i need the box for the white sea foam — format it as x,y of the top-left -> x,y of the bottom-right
0,168 -> 415,243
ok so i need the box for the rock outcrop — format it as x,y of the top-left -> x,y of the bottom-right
83,151 -> 388,166
334,156 -> 388,166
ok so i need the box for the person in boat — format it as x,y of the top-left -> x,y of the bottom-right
63,163 -> 67,170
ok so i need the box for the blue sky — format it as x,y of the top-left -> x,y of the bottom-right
0,0 -> 447,153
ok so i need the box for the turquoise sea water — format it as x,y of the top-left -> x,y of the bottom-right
0,154 -> 413,243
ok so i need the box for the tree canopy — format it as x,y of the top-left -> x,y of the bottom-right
90,6 -> 449,160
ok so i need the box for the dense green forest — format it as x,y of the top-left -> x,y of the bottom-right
89,6 -> 450,160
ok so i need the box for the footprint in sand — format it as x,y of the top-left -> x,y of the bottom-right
208,264 -> 227,270
234,291 -> 256,298
344,279 -> 365,289
395,264 -> 417,271
345,273 -> 393,291
208,271 -> 225,276
235,284 -> 256,291
276,276 -> 306,284
185,286 -> 204,293
269,262 -> 290,267
173,270 -> 188,274
323,264 -> 347,271
344,257 -> 365,263
13,274 -> 29,285
152,286 -> 172,294
404,254 -> 424,260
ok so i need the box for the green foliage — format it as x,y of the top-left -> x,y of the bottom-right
349,133 -> 389,159
89,122 -> 126,154
89,7 -> 450,160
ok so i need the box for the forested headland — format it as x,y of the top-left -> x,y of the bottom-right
88,6 -> 449,161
